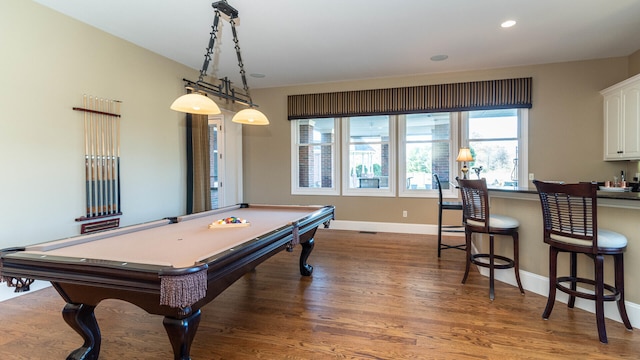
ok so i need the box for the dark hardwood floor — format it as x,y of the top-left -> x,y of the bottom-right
0,229 -> 637,359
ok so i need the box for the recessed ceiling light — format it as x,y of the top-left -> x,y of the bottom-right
501,20 -> 516,28
250,73 -> 266,78
430,54 -> 448,62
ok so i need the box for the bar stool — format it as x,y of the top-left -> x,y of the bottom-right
533,180 -> 632,343
457,177 -> 524,300
433,174 -> 465,257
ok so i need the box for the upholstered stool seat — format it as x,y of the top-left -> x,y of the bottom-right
550,229 -> 627,248
466,214 -> 519,229
534,180 -> 632,343
457,177 -> 524,300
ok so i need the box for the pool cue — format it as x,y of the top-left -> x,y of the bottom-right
104,99 -> 111,214
94,96 -> 102,216
93,97 -> 100,216
107,100 -> 113,214
90,96 -> 98,217
113,100 -> 120,214
105,99 -> 110,214
107,99 -> 115,214
99,98 -> 107,215
100,99 -> 107,215
106,100 -> 113,214
83,95 -> 92,217
116,102 -> 122,212
115,100 -> 121,213
104,99 -> 110,214
113,100 -> 119,214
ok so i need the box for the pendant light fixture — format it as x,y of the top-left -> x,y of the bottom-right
170,92 -> 221,115
232,108 -> 269,125
170,0 -> 269,125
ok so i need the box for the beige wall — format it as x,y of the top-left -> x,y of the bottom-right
248,57 -> 638,224
0,1 -> 197,248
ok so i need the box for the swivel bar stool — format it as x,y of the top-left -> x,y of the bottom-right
533,180 -> 632,343
457,177 -> 524,300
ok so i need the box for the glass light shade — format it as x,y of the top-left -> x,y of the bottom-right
170,93 -> 221,115
231,108 -> 269,125
456,148 -> 473,162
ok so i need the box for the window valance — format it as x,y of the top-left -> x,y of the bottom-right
287,77 -> 532,120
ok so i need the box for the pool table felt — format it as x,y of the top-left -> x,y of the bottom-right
24,205 -> 322,268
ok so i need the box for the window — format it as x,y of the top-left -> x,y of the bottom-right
291,118 -> 339,195
461,109 -> 528,187
399,112 -> 457,198
342,115 -> 395,196
290,108 -> 527,196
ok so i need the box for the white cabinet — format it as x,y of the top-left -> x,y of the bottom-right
602,74 -> 640,160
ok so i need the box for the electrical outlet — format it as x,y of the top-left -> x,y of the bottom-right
402,210 -> 407,217
528,173 -> 535,181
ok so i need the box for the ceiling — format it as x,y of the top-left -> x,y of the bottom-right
34,0 -> 640,89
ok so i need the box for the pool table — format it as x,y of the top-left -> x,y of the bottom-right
0,203 -> 334,360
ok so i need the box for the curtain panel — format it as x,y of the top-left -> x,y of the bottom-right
287,77 -> 532,120
186,113 -> 212,214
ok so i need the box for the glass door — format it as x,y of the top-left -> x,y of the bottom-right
208,117 -> 222,209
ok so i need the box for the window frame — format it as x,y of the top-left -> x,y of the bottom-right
290,118 -> 340,196
398,112 -> 459,199
290,108 -> 528,197
460,109 -> 529,187
341,115 -> 396,197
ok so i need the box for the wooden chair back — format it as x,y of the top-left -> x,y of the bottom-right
456,177 -> 490,233
533,181 -> 599,254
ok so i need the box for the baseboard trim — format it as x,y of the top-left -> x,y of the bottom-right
328,219 -> 465,236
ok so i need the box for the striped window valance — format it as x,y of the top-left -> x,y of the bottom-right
287,77 -> 532,120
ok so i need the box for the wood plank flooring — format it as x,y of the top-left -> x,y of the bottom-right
0,229 -> 638,359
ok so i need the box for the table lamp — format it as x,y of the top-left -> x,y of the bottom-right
456,148 -> 474,179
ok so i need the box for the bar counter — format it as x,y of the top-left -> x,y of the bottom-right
489,185 -> 640,208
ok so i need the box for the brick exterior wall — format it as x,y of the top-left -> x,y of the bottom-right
431,123 -> 451,189
298,122 -> 313,188
321,132 -> 333,187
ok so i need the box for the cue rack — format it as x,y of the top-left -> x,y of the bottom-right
73,95 -> 122,230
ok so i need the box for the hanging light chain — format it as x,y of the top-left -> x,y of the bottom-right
181,1 -> 257,108
229,17 -> 250,98
198,8 -> 222,83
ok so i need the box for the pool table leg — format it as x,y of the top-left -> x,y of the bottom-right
300,237 -> 315,276
62,303 -> 101,360
163,309 -> 201,360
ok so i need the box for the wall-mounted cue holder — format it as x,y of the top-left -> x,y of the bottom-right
73,95 -> 123,232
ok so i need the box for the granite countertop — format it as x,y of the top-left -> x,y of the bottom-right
488,185 -> 640,201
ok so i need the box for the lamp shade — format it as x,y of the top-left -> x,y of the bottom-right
170,93 -> 221,115
456,148 -> 473,162
231,108 -> 270,125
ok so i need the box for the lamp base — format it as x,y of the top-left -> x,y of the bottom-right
461,167 -> 469,180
